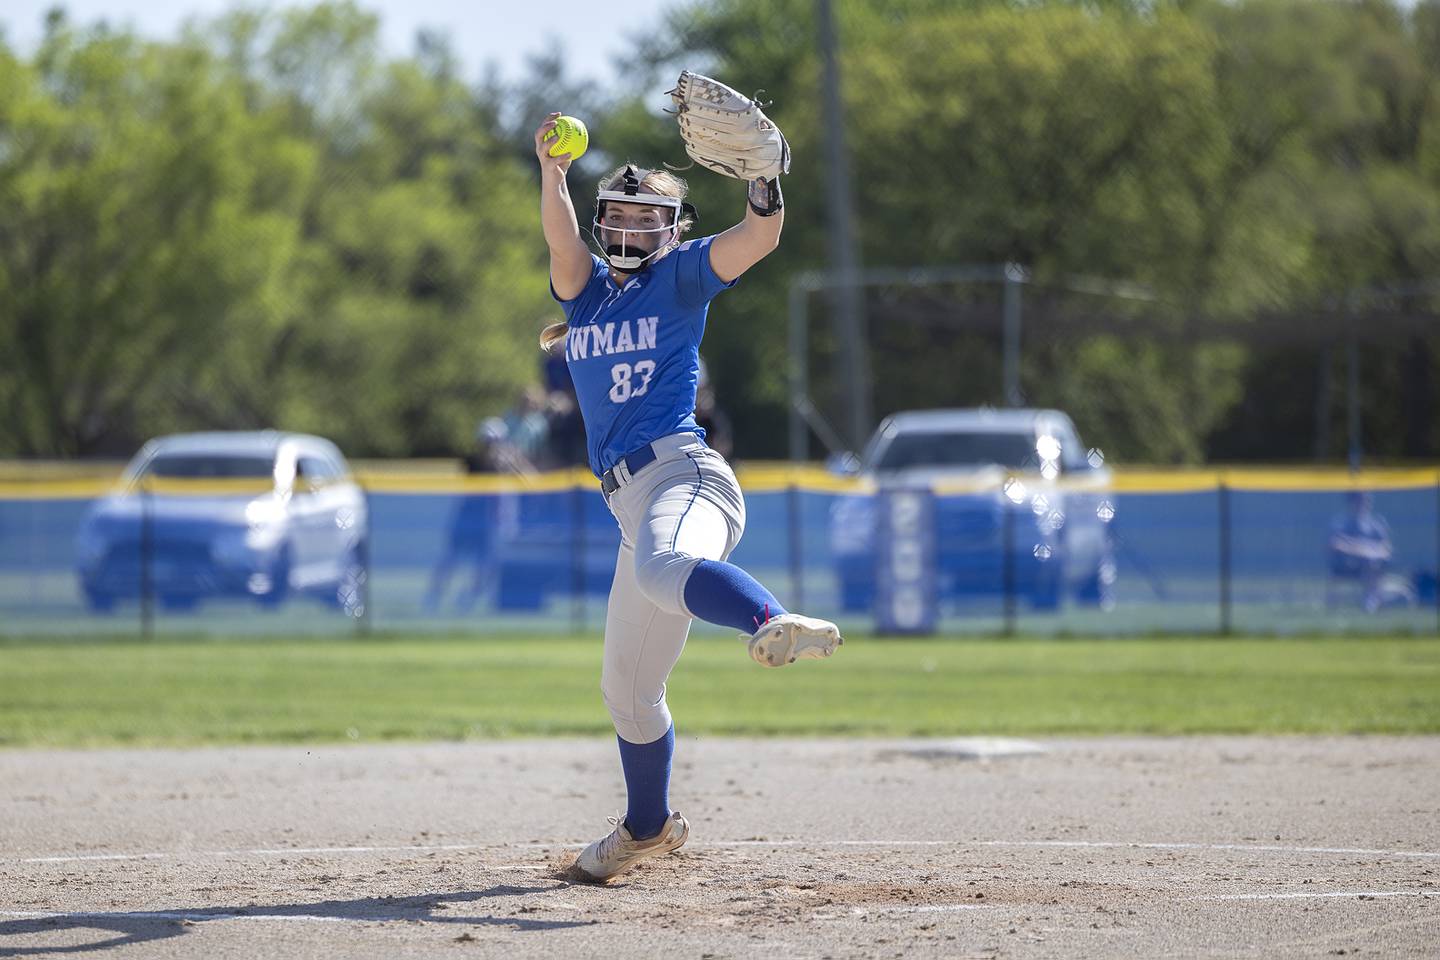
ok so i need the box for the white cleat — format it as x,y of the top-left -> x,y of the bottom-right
744,613 -> 844,667
572,812 -> 689,883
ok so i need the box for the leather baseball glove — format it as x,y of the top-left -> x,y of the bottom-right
668,70 -> 791,182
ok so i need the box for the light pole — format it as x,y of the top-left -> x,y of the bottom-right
816,0 -> 871,451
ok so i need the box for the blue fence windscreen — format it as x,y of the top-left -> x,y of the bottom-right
1,478 -> 1436,637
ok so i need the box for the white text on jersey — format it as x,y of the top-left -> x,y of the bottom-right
567,316 -> 659,362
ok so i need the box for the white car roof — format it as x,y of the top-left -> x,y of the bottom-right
139,431 -> 347,463
146,431 -> 286,456
879,408 -> 1073,435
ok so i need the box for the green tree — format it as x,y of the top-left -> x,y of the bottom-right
593,0 -> 1247,461
590,0 -> 1439,463
249,7 -> 550,455
0,16 -> 305,455
0,3 -> 553,458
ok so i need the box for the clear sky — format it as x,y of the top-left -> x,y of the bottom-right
1,0 -> 679,87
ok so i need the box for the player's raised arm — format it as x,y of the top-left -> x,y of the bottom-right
534,112 -> 592,301
667,71 -> 790,284
709,177 -> 784,283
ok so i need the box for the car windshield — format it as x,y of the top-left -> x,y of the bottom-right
872,431 -> 1039,471
140,455 -> 276,479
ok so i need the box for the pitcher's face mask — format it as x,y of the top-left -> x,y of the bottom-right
592,195 -> 681,272
590,164 -> 694,273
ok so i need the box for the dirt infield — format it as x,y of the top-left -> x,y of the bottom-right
3,736 -> 1438,958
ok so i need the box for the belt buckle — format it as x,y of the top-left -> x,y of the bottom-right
602,457 -> 629,496
602,442 -> 655,498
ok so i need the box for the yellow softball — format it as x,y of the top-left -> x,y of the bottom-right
544,116 -> 589,160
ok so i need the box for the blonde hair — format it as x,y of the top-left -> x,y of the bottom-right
540,165 -> 695,354
540,320 -> 568,354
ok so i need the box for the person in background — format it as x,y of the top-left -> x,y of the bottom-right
542,388 -> 588,469
425,421 -> 506,613
1328,490 -> 1394,613
503,386 -> 550,465
424,418 -> 536,613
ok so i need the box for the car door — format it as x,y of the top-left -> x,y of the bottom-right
1055,419 -> 1106,582
293,451 -> 347,586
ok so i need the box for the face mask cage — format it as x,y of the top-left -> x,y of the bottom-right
590,165 -> 689,272
591,190 -> 683,271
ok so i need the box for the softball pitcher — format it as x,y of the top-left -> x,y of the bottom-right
534,72 -> 843,883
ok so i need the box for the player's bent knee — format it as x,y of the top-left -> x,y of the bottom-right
634,552 -> 702,615
600,678 -> 671,743
599,669 -> 662,721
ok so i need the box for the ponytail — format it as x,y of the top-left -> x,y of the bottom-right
540,320 -> 569,354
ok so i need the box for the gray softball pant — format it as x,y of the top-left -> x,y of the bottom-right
600,431 -> 747,744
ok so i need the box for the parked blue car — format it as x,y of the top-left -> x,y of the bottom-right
76,432 -> 368,612
829,409 -> 1117,613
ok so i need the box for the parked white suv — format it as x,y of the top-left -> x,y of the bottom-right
830,408 -> 1116,612
75,431 -> 368,613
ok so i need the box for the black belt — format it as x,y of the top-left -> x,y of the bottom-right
600,443 -> 660,496
600,435 -> 705,496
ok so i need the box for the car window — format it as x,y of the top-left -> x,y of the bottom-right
872,432 -> 1040,471
297,455 -> 337,486
141,455 -> 275,479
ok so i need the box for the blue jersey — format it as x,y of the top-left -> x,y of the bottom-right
553,236 -> 736,476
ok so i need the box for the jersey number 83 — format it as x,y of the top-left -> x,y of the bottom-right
609,360 -> 657,403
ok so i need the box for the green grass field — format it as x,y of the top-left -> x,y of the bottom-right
1,634 -> 1437,747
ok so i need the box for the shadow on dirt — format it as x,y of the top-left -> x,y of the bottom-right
0,884 -> 593,956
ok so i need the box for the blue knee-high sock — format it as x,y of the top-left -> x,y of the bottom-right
617,725 -> 674,840
682,559 -> 787,633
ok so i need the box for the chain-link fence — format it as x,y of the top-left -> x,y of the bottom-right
791,267 -> 1440,469
3,0 -> 1439,647
2,467 -> 1435,639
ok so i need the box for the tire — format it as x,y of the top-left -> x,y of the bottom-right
329,541 -> 367,615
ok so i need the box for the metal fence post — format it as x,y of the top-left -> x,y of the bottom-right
787,482 -> 804,613
1218,482 -> 1232,636
1003,263 -> 1024,407
1002,496 -> 1016,637
788,281 -> 810,463
356,486 -> 372,637
1346,332 -> 1362,471
139,481 -> 153,641
571,482 -> 586,636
